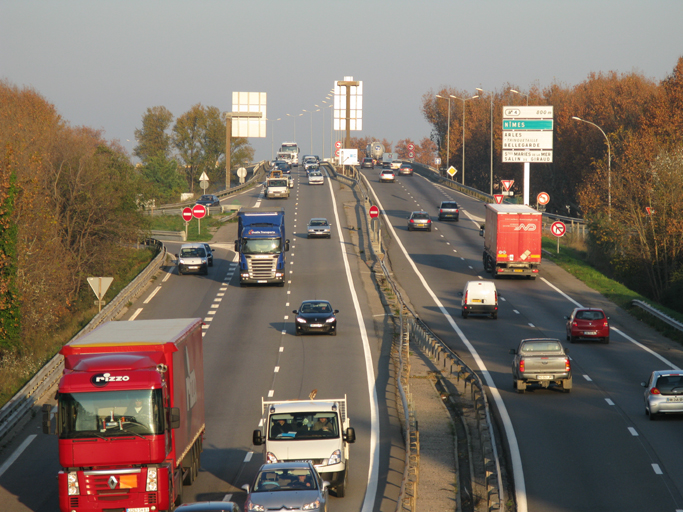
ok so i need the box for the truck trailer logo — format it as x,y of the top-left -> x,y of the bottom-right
513,223 -> 538,231
91,373 -> 130,387
185,347 -> 198,411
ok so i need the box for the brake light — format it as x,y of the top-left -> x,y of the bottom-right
565,358 -> 571,372
572,321 -> 578,327
494,291 -> 498,302
464,291 -> 468,303
603,321 -> 609,327
519,360 -> 525,372
650,388 -> 661,395
410,219 -> 414,223
440,209 -> 443,213
427,219 -> 431,223
455,209 -> 459,213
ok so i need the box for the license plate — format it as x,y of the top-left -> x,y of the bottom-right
310,324 -> 323,328
513,269 -> 523,273
189,266 -> 198,269
257,280 -> 267,283
666,397 -> 683,402
127,508 -> 150,512
584,331 -> 597,335
471,299 -> 482,303
537,375 -> 553,380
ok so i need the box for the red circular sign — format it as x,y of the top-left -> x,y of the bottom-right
335,141 -> 342,149
182,207 -> 193,222
369,205 -> 380,219
408,143 -> 415,151
408,152 -> 414,158
551,221 -> 566,237
537,192 -> 550,205
192,204 -> 207,219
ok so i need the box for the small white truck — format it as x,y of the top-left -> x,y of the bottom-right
252,395 -> 356,497
264,169 -> 290,199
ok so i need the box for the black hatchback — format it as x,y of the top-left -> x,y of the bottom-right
438,201 -> 460,221
196,194 -> 220,207
293,300 -> 339,336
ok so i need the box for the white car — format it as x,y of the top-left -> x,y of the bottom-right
379,170 -> 396,183
308,170 -> 324,185
390,160 -> 402,170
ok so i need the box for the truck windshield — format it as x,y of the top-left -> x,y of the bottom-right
268,413 -> 339,440
242,238 -> 282,254
58,389 -> 164,438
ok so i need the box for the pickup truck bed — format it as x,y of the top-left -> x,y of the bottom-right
510,338 -> 572,393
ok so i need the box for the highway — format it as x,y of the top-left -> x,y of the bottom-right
360,165 -> 683,512
0,165 -> 400,512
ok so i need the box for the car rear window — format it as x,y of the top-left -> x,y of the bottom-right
655,375 -> 683,394
441,202 -> 458,208
412,213 -> 429,219
521,341 -> 561,352
576,310 -> 605,320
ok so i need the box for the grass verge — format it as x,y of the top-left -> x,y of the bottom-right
149,213 -> 234,242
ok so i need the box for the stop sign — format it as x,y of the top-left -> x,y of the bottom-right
369,205 -> 380,218
192,204 -> 207,219
182,207 -> 193,222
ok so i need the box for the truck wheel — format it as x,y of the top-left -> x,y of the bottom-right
491,312 -> 498,319
516,380 -> 526,393
562,377 -> 573,393
335,468 -> 347,497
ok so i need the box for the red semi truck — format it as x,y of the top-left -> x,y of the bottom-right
481,203 -> 542,278
43,318 -> 205,512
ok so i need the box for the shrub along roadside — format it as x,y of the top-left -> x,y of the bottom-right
150,213 -> 233,242
542,236 -> 683,345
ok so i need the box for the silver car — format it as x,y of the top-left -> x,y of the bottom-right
243,462 -> 328,512
407,211 -> 432,232
642,370 -> 683,420
307,218 -> 331,238
308,170 -> 324,185
176,243 -> 209,275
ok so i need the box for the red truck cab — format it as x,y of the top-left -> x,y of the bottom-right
45,318 -> 205,512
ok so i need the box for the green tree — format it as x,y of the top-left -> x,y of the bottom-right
138,156 -> 184,204
134,106 -> 174,164
0,161 -> 20,353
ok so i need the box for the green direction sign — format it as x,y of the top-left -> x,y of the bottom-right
503,120 -> 553,130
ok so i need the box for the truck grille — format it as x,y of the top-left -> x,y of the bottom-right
248,257 -> 277,279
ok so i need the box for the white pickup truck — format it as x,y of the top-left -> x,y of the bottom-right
252,395 -> 356,497
510,338 -> 572,393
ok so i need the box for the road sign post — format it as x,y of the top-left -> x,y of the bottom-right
551,220 -> 566,253
87,277 -> 113,313
192,204 -> 207,235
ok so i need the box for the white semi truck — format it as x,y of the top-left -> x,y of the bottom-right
252,395 -> 356,497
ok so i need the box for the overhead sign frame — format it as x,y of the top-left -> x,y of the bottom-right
231,92 -> 267,137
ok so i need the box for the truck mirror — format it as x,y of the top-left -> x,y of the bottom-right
285,239 -> 290,252
479,225 -> 485,237
174,254 -> 179,259
170,407 -> 181,429
345,427 -> 356,443
234,241 -> 239,252
509,349 -> 517,355
42,404 -> 53,435
252,429 -> 263,446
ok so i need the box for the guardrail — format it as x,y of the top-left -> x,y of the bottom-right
0,240 -> 168,443
632,300 -> 683,333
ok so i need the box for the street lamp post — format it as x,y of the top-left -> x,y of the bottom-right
509,89 -> 529,106
435,95 -> 452,172
572,116 -> 611,220
450,94 -> 479,185
476,88 -> 494,195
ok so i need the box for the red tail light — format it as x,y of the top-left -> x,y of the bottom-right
565,358 -> 571,372
410,219 -> 414,223
603,321 -> 609,327
427,219 -> 431,223
455,209 -> 459,213
440,209 -> 444,213
572,322 -> 578,327
494,291 -> 498,302
519,360 -> 525,372
650,388 -> 661,395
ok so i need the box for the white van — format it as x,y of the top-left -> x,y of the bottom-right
461,280 -> 498,319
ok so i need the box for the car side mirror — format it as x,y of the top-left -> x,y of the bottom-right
242,483 -> 251,493
564,348 -> 569,354
253,429 -> 263,446
334,310 -> 339,314
175,254 -> 179,259
564,316 -> 569,320
641,382 -> 647,387
293,310 -> 298,314
509,349 -> 517,355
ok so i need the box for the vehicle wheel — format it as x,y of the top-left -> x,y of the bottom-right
562,377 -> 573,393
335,468 -> 347,498
491,312 -> 498,319
455,217 -> 459,222
427,227 -> 432,232
295,330 -> 301,336
649,410 -> 658,421
278,282 -> 284,287
330,330 -> 337,336
461,310 -> 468,319
603,336 -> 610,344
569,335 -> 576,343
516,380 -> 526,393
178,270 -> 183,276
209,261 -> 213,267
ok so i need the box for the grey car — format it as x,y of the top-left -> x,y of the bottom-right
243,462 -> 328,512
438,201 -> 460,221
307,218 -> 331,238
642,370 -> 683,420
408,211 -> 432,231
176,243 -> 209,275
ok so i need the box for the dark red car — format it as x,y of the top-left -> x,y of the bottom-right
565,308 -> 610,344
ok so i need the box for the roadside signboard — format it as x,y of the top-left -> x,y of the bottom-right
182,207 -> 193,222
192,204 -> 207,219
494,194 -> 504,204
537,192 -> 550,205
551,221 -> 566,237
502,106 -> 554,163
369,205 -> 380,218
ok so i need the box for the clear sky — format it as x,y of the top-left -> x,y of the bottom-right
2,0 -> 682,164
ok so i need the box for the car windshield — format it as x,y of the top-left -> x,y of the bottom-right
401,164 -> 411,168
268,412 -> 339,440
576,310 -> 605,320
300,302 -> 332,314
309,220 -> 328,226
521,341 -> 561,352
254,467 -> 318,492
199,195 -> 211,201
242,238 -> 282,254
58,389 -> 164,438
412,213 -> 429,220
180,247 -> 206,257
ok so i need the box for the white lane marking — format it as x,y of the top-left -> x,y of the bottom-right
244,452 -> 253,463
162,272 -> 172,283
211,304 -> 219,308
143,286 -> 162,304
501,297 -> 506,301
583,375 -> 593,381
447,242 -> 450,245
129,308 -> 143,321
605,399 -> 615,405
220,287 -> 227,291
217,293 -> 225,297
268,390 -> 274,397
528,323 -> 535,327
328,173 -> 380,512
207,311 -> 216,316
223,494 -> 233,502
284,315 -> 289,320
279,347 -> 284,352
0,435 -> 37,478
540,278 -> 680,370
364,175 -> 525,512
286,303 -> 289,307
232,253 -> 238,263
281,330 -> 286,335
653,464 -> 663,475
204,317 -> 213,322
628,427 -> 638,436
513,310 -> 520,314
274,367 -> 280,373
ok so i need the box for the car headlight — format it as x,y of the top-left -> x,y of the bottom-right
328,449 -> 342,465
146,467 -> 158,491
67,471 -> 80,495
326,316 -> 336,323
266,451 -> 279,463
302,498 -> 321,510
297,317 -> 307,324
247,500 -> 265,512
179,259 -> 186,265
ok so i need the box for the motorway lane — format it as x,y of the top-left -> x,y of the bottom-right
361,167 -> 683,511
0,167 -> 385,511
